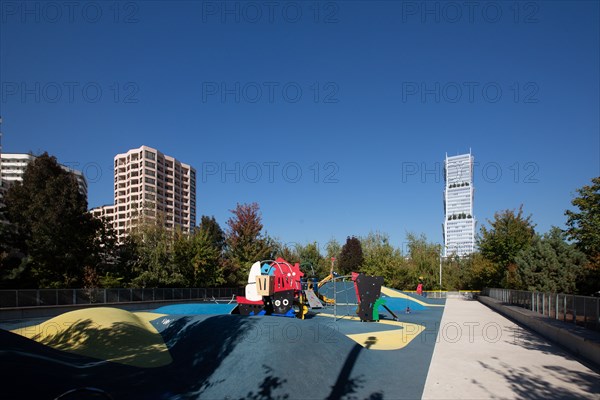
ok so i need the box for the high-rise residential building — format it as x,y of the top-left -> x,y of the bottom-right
0,153 -> 88,199
443,151 -> 476,257
91,145 -> 196,242
0,117 -> 5,205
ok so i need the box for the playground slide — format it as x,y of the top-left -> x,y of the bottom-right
304,289 -> 323,309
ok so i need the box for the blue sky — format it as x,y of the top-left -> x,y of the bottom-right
1,1 -> 598,253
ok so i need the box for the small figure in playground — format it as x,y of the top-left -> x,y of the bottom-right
416,276 -> 424,296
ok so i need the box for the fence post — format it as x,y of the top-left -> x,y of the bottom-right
104,288 -> 107,304
36,290 -> 40,307
531,292 -> 534,311
573,295 -> 576,324
563,295 -> 566,322
583,298 -> 587,327
555,294 -> 559,320
73,289 -> 76,305
596,297 -> 599,329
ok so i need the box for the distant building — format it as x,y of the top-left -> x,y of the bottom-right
90,204 -> 116,225
443,152 -> 476,257
0,153 -> 88,199
90,145 -> 196,242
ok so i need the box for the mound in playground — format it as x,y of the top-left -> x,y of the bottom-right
2,305 -> 444,399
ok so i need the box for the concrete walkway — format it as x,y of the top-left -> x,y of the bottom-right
423,298 -> 600,400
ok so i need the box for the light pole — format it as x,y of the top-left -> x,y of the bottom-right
439,244 -> 448,291
439,245 -> 443,291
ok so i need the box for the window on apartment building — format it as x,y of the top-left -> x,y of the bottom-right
145,151 -> 156,160
146,161 -> 155,169
145,177 -> 155,185
145,169 -> 155,177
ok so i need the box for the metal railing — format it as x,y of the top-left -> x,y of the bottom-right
0,287 -> 245,309
483,288 -> 600,332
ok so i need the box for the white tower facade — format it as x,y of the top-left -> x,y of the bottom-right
443,152 -> 476,257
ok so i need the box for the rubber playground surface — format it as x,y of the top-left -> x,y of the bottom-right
0,287 -> 446,399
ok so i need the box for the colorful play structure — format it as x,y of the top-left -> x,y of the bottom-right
233,258 -> 399,322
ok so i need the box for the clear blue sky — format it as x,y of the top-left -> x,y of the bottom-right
1,1 -> 598,253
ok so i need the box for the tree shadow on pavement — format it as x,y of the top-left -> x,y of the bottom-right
477,359 -> 600,400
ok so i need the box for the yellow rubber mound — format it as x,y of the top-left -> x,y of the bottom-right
12,307 -> 172,368
316,313 -> 425,351
381,286 -> 443,307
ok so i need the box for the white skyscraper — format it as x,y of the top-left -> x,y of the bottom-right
443,152 -> 476,257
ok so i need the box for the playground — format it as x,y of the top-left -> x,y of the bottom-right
0,259 -> 449,399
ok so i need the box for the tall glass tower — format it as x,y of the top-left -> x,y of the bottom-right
443,151 -> 476,257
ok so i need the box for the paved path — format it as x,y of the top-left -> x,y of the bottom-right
422,298 -> 600,400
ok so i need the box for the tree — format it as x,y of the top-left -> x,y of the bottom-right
405,233 -> 439,290
297,242 -> 322,277
223,203 -> 274,286
516,227 -> 587,293
129,223 -> 186,288
314,238 -> 341,278
462,253 -> 498,290
198,215 -> 225,254
2,153 -> 100,288
361,232 -> 409,289
565,177 -> 600,293
338,236 -> 364,275
478,206 -> 536,288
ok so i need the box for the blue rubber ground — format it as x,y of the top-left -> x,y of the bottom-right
154,303 -> 237,315
0,295 -> 446,399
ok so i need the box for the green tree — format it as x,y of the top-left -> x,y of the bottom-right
198,215 -> 225,254
296,242 -> 322,278
87,216 -> 123,288
456,253 -> 498,290
192,229 -> 225,287
2,153 -> 100,288
129,223 -> 186,287
565,177 -> 600,294
223,203 -> 274,286
314,238 -> 340,278
269,238 -> 300,264
405,233 -> 439,290
516,227 -> 587,293
361,232 -> 409,289
478,206 -> 536,288
338,236 -> 364,275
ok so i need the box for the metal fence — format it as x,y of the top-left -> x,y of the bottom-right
0,287 -> 245,308
418,290 -> 480,299
483,288 -> 600,332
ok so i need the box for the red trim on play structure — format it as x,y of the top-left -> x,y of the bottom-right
236,296 -> 264,305
271,258 -> 303,292
351,272 -> 361,303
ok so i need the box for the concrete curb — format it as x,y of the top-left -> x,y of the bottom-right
479,295 -> 600,368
